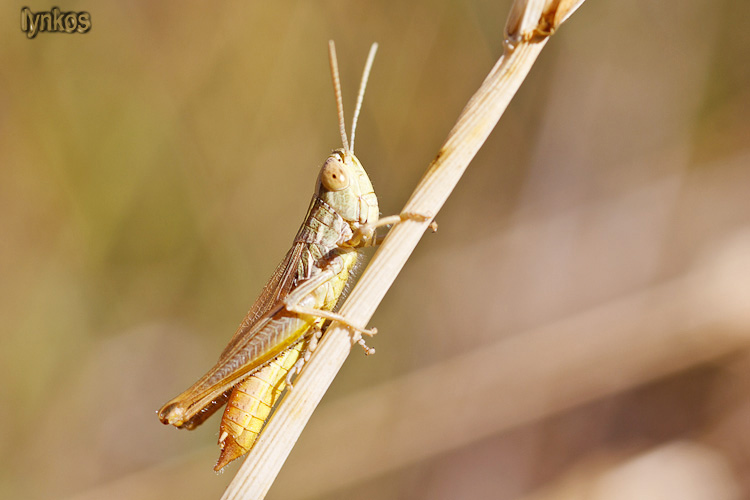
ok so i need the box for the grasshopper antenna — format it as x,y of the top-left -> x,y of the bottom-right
350,43 -> 378,154
328,41 -> 349,152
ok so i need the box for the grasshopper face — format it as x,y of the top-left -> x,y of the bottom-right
316,149 -> 379,229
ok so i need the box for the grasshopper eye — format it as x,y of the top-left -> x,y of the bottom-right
320,157 -> 349,191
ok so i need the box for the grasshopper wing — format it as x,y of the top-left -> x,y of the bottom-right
159,242 -> 307,428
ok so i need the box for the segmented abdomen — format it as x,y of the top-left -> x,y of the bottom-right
215,339 -> 307,470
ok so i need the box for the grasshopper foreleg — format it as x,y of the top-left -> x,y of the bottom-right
349,212 -> 437,247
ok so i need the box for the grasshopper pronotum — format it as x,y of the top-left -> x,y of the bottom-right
158,41 -> 431,470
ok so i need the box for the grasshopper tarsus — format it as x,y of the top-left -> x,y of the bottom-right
285,356 -> 309,390
357,338 -> 376,356
400,211 -> 438,232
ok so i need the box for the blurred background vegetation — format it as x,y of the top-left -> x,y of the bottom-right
2,1 -> 750,499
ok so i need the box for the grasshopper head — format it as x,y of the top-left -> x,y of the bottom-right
316,149 -> 379,227
319,42 -> 380,231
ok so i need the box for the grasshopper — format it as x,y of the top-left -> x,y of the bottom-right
158,41 -> 431,470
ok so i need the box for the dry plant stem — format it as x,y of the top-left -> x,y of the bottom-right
222,2 -> 584,499
266,229 -> 750,500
